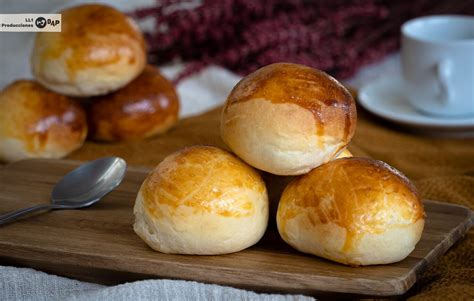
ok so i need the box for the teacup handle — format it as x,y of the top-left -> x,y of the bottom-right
436,59 -> 454,105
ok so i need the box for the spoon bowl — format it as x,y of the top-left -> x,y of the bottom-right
52,157 -> 127,209
0,157 -> 127,225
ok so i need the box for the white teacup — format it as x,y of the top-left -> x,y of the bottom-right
401,15 -> 474,117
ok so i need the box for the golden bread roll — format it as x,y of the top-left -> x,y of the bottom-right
277,157 -> 425,266
88,65 -> 179,142
31,4 -> 146,97
134,146 -> 269,254
221,63 -> 357,176
0,80 -> 87,163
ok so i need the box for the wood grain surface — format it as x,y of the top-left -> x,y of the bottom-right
0,159 -> 472,297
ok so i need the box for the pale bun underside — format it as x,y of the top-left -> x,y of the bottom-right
134,189 -> 268,255
0,137 -> 84,163
281,212 -> 424,266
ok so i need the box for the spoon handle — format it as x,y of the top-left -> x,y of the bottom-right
0,204 -> 52,225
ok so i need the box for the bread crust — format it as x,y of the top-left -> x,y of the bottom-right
31,4 -> 146,97
133,146 -> 269,255
0,80 -> 87,162
88,65 -> 179,141
221,63 -> 356,175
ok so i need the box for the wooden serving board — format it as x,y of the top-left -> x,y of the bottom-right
0,159 -> 472,297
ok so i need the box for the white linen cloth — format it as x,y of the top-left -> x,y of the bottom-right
0,1 -> 399,300
0,266 -> 313,301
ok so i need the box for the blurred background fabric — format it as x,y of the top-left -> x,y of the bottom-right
129,0 -> 474,82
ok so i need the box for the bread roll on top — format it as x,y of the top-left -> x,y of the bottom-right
221,63 -> 357,176
0,80 -> 87,162
277,157 -> 425,266
88,65 -> 179,142
134,146 -> 269,255
31,4 -> 146,97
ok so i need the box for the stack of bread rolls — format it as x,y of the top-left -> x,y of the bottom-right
135,62 -> 425,266
0,4 -> 179,163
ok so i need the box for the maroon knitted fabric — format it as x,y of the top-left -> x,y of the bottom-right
130,0 -> 474,83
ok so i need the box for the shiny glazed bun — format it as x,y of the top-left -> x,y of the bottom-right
221,63 -> 357,176
31,4 -> 146,97
88,65 -> 179,142
134,146 -> 269,254
277,157 -> 425,266
0,80 -> 87,163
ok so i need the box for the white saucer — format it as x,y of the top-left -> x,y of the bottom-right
358,74 -> 474,131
